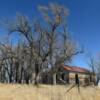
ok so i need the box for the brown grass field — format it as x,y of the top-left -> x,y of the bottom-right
0,84 -> 100,100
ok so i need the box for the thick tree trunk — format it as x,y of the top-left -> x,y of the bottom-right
53,73 -> 56,85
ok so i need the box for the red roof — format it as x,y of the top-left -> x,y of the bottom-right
62,65 -> 90,74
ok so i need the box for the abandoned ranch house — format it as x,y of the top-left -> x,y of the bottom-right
42,65 -> 95,85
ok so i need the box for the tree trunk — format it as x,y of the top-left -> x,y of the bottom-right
96,75 -> 100,86
34,73 -> 40,85
34,76 -> 38,85
53,73 -> 56,85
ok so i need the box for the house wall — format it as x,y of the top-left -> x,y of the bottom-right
68,72 -> 90,84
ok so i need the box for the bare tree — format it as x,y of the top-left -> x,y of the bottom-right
0,3 -> 81,85
39,3 -> 82,85
87,53 -> 96,74
86,53 -> 100,85
95,54 -> 100,85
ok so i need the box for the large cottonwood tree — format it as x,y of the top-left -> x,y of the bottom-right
0,3 -> 81,85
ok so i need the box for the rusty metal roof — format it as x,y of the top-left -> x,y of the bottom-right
62,65 -> 90,74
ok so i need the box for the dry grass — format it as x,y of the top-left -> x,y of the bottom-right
0,84 -> 99,100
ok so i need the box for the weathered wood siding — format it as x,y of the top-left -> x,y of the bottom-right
68,73 -> 90,84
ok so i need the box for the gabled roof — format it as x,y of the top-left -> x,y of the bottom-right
61,65 -> 90,74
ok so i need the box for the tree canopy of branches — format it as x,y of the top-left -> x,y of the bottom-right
0,3 -> 81,85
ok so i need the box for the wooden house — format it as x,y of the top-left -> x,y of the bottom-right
56,65 -> 95,85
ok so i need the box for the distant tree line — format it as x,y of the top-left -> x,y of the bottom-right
0,3 -> 81,85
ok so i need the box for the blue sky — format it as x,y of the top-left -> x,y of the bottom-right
0,0 -> 100,68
